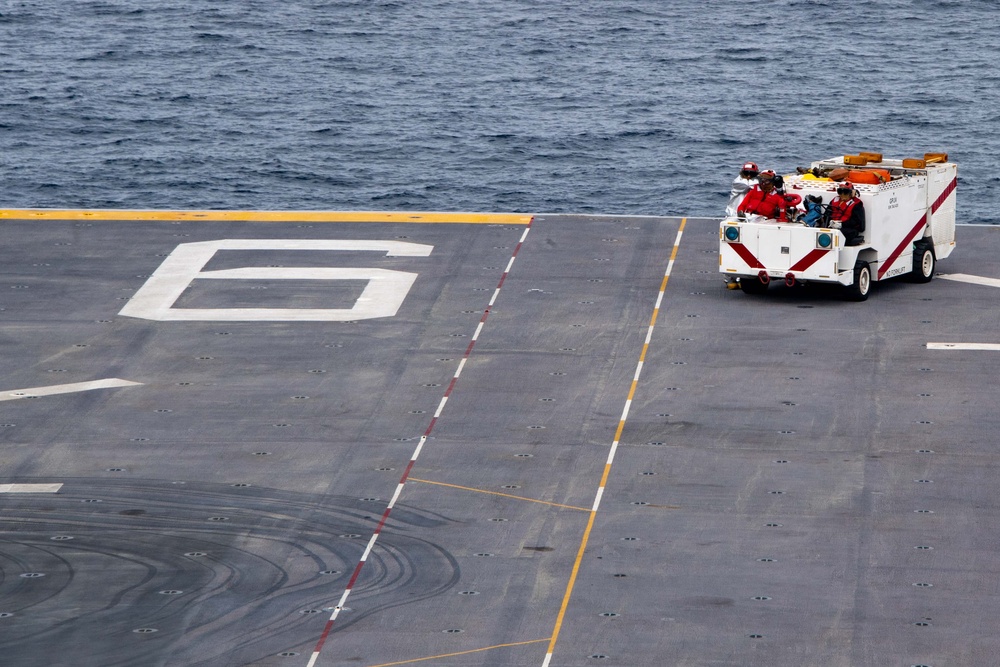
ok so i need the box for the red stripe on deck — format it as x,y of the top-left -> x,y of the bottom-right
306,217 -> 535,664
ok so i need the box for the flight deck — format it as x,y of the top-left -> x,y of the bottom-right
0,210 -> 998,667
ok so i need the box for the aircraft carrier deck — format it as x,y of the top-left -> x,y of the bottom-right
0,210 -> 997,667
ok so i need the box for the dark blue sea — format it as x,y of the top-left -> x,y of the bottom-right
2,0 -> 998,222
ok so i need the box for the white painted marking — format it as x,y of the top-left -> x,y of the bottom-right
620,399 -> 632,422
472,321 -> 485,341
0,483 -> 63,493
505,256 -> 516,273
606,441 -> 619,465
433,398 -> 448,418
454,358 -> 468,377
939,273 -> 1000,288
633,361 -> 643,381
541,654 -> 553,667
387,483 -> 405,509
411,437 -> 426,460
360,534 -> 379,562
121,239 -> 433,321
927,342 -> 1000,351
591,487 -> 604,512
307,652 -> 320,667
0,379 -> 142,402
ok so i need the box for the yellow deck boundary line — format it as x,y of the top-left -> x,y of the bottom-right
0,208 -> 532,224
365,637 -> 550,667
540,218 -> 687,667
409,477 -> 590,512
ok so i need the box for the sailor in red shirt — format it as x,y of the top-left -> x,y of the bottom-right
737,171 -> 788,220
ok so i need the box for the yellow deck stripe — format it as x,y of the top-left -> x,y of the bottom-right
0,208 -> 533,224
409,478 -> 590,512
365,638 -> 550,667
542,218 -> 686,665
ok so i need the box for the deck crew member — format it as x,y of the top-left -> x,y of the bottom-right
726,162 -> 759,217
737,170 -> 787,220
829,182 -> 865,245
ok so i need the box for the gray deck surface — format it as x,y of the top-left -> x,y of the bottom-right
1,213 -> 998,667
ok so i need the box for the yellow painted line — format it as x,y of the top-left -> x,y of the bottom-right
366,638 -> 550,667
409,477 -> 590,512
0,208 -> 533,224
541,218 -> 687,667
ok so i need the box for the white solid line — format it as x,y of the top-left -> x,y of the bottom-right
938,273 -> 1000,288
307,652 -> 320,667
0,483 -> 63,493
927,342 -> 1000,351
455,357 -> 468,377
0,378 -> 142,402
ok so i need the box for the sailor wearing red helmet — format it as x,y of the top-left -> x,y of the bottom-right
725,161 -> 759,217
829,182 -> 866,245
737,170 -> 788,220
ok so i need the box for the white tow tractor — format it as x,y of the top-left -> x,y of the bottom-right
720,153 -> 957,300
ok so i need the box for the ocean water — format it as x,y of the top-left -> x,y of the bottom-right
2,0 -> 997,222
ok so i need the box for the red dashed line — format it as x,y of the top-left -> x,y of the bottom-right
304,219 -> 534,667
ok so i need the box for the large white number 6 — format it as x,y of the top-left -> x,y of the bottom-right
119,239 -> 433,321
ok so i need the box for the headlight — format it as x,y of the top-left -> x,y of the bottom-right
724,226 -> 740,242
816,232 -> 833,248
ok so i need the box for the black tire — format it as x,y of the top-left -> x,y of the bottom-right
912,242 -> 935,283
847,260 -> 871,301
739,277 -> 768,294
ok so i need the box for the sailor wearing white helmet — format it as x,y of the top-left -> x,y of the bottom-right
725,161 -> 759,217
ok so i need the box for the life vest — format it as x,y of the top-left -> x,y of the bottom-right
829,196 -> 864,231
738,187 -> 786,220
